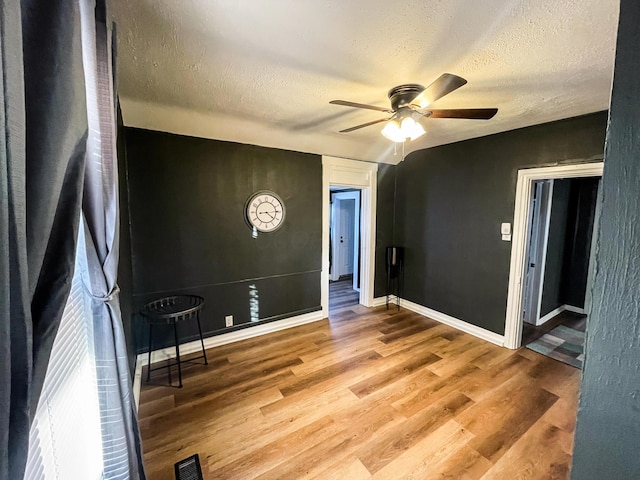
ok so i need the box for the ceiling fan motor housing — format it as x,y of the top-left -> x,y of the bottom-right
388,84 -> 425,110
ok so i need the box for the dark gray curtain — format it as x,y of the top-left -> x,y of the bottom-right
78,1 -> 146,477
0,1 -> 88,479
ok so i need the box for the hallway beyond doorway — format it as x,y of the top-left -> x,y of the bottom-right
329,276 -> 359,312
524,311 -> 586,369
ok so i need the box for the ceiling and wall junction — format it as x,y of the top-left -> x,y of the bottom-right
111,0 -> 619,164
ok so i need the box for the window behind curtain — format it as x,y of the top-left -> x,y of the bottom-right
24,240 -> 104,480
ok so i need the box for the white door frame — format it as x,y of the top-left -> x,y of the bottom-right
504,161 -> 604,349
331,191 -> 361,288
322,156 -> 378,318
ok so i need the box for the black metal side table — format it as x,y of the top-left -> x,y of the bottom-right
140,295 -> 208,388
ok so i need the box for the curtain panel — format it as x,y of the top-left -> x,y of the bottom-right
78,2 -> 146,476
1,1 -> 88,479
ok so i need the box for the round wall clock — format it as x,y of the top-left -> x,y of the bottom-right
245,190 -> 286,232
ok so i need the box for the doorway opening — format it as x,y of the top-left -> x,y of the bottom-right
329,188 -> 361,311
504,162 -> 604,352
520,177 -> 601,368
321,156 -> 378,319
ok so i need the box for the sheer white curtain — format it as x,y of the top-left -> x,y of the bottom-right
78,1 -> 146,478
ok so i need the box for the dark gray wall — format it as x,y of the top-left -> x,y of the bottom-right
572,1 -> 640,477
375,164 -> 397,297
540,179 -> 571,317
116,106 -> 136,375
562,177 -> 599,308
125,129 -> 322,353
388,112 -> 607,334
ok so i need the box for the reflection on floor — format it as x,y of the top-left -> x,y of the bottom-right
523,311 -> 586,369
329,276 -> 359,311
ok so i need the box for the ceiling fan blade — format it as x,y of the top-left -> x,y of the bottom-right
330,100 -> 393,113
422,108 -> 498,120
411,73 -> 468,108
339,118 -> 389,133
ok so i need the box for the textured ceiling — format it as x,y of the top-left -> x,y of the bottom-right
111,0 -> 619,164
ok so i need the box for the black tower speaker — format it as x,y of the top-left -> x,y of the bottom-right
386,246 -> 404,278
385,246 -> 404,310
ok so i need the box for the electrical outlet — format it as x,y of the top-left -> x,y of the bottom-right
225,315 -> 233,327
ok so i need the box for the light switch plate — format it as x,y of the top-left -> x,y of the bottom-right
501,223 -> 511,235
502,234 -> 512,241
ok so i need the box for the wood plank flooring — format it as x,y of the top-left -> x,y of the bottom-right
138,304 -> 581,479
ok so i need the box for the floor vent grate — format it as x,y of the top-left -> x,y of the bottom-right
174,453 -> 204,480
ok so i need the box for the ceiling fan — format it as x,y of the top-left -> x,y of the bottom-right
330,73 -> 498,143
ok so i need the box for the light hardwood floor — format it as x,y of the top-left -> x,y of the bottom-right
139,304 -> 580,479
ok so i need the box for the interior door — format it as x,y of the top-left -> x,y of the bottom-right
523,180 -> 553,324
336,198 -> 355,277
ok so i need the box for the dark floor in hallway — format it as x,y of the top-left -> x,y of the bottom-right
523,311 -> 587,369
522,311 -> 586,346
329,277 -> 359,311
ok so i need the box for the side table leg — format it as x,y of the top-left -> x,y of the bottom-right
196,314 -> 208,365
173,321 -> 183,388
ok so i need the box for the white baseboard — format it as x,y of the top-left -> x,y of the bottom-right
537,304 -> 586,325
133,309 -> 324,409
372,297 -> 505,347
565,304 -> 586,315
371,296 -> 396,307
537,305 -> 566,325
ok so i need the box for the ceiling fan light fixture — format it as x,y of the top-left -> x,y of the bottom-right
381,113 -> 426,143
400,116 -> 426,141
381,119 -> 406,143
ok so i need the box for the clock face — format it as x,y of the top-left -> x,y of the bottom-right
245,191 -> 286,232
